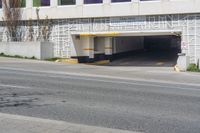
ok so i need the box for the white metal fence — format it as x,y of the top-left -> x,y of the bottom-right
0,13 -> 200,63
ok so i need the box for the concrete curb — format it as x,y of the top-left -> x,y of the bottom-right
55,58 -> 79,64
0,113 -> 141,133
174,65 -> 180,72
85,60 -> 110,65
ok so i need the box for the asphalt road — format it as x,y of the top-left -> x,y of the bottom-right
0,60 -> 200,133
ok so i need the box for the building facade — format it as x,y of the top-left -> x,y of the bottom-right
0,0 -> 200,64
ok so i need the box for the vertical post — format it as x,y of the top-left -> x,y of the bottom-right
105,37 -> 113,60
82,36 -> 94,62
77,0 -> 83,5
88,37 -> 94,59
133,0 -> 139,2
104,0 -> 110,4
26,0 -> 33,8
51,0 -> 58,7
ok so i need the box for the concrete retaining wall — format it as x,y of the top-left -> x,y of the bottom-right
0,42 -> 54,59
177,54 -> 190,71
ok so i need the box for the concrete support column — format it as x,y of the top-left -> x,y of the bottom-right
88,37 -> 94,59
105,37 -> 113,55
104,0 -> 110,4
26,0 -> 33,8
133,0 -> 139,2
51,0 -> 58,7
77,0 -> 83,5
82,36 -> 94,59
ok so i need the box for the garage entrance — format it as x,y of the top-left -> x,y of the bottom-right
108,35 -> 181,67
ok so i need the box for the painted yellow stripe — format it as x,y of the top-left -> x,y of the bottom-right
85,60 -> 110,65
83,48 -> 94,51
174,65 -> 180,72
55,58 -> 79,64
80,33 -> 95,37
97,32 -> 120,36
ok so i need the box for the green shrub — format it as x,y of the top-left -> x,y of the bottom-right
0,53 -> 37,60
45,58 -> 60,61
187,64 -> 200,72
31,56 -> 36,59
14,55 -> 23,58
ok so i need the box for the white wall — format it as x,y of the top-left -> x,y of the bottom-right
0,0 -> 199,20
0,42 -> 54,59
71,36 -> 94,58
113,36 -> 144,54
40,42 -> 54,59
71,35 -> 83,57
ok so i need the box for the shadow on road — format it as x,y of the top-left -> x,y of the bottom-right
105,49 -> 179,67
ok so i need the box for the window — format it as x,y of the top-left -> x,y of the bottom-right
0,0 -> 2,8
33,0 -> 50,7
84,0 -> 103,4
58,0 -> 76,5
21,0 -> 26,7
111,0 -> 131,3
0,0 -> 25,8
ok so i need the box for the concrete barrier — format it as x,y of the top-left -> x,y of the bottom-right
177,53 -> 190,71
0,42 -> 54,59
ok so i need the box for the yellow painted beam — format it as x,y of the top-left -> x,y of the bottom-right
80,33 -> 96,37
97,32 -> 120,36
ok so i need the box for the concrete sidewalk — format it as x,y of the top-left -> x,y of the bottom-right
0,113 -> 140,133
